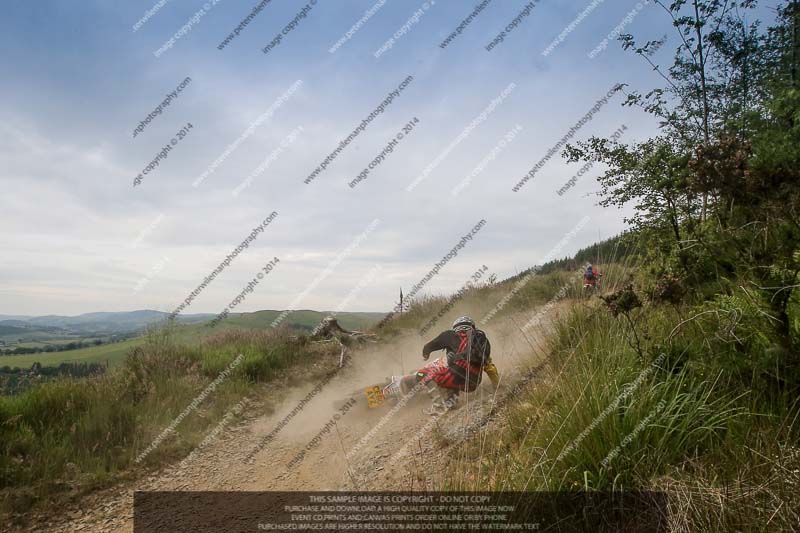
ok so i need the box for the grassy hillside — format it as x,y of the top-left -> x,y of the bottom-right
0,310 -> 384,369
363,246 -> 798,529
443,268 -> 799,529
0,327 -> 343,517
0,264 -> 549,519
0,309 -> 388,515
20,310 -> 213,332
0,327 -> 73,344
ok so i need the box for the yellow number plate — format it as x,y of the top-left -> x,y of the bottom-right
365,385 -> 385,408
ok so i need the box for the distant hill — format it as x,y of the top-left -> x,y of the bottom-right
1,309 -> 384,335
0,325 -> 33,336
0,321 -> 75,344
0,311 -> 216,345
15,310 -> 214,334
0,320 -> 35,328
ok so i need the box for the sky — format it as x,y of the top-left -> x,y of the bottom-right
0,0 -> 779,316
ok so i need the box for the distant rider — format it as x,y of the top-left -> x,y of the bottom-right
583,264 -> 602,288
313,316 -> 353,340
414,316 -> 500,415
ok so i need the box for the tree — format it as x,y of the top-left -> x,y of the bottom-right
565,0 -> 800,379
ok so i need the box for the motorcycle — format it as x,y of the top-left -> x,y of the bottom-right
341,356 -> 447,411
582,273 -> 602,294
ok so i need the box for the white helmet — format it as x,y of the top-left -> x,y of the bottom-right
452,316 -> 475,331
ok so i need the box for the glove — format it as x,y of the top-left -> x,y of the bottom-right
485,363 -> 500,389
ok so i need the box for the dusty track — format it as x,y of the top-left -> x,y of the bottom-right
29,309 -> 559,532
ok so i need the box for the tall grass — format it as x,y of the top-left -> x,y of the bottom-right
376,267 -> 614,337
446,286 -> 800,530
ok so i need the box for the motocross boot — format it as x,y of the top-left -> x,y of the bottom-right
381,376 -> 403,400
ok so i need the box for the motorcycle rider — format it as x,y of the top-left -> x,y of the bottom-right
583,264 -> 602,288
312,316 -> 352,340
415,316 -> 500,415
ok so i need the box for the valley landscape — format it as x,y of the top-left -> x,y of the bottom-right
2,1 -> 799,531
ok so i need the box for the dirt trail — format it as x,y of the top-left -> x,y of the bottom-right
32,309 -> 560,532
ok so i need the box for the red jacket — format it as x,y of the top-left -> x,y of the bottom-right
584,269 -> 601,285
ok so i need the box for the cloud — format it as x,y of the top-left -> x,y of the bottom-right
0,0 -> 660,315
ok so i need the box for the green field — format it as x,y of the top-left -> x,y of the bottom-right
0,329 -> 73,344
11,338 -> 104,349
0,338 -> 143,369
